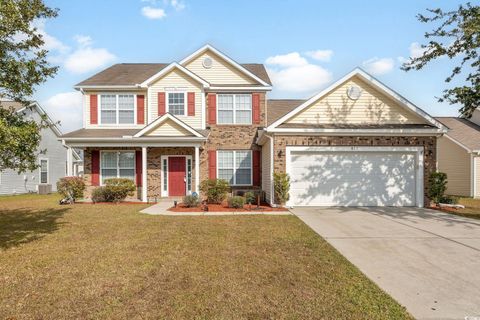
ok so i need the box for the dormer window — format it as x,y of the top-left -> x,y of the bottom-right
99,94 -> 135,124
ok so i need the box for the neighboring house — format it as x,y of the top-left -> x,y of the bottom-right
436,116 -> 480,197
0,101 -> 79,195
61,44 -> 447,207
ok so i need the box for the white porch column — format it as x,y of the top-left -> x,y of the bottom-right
195,146 -> 200,193
142,147 -> 148,202
66,147 -> 73,176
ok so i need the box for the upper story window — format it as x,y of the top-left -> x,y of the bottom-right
217,94 -> 252,124
167,92 -> 186,116
100,94 -> 135,124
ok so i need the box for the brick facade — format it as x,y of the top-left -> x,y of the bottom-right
272,135 -> 437,204
199,92 -> 266,192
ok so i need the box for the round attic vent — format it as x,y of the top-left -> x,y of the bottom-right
202,57 -> 213,69
346,85 -> 362,100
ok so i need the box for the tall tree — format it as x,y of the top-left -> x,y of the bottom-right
402,2 -> 480,118
0,0 -> 58,172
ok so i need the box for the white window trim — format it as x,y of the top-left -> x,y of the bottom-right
216,94 -> 252,125
284,146 -> 424,208
216,150 -> 252,186
160,155 -> 192,197
99,150 -> 136,186
39,158 -> 49,184
166,91 -> 187,117
98,93 -> 137,125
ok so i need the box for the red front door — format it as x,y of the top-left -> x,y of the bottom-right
168,157 -> 186,196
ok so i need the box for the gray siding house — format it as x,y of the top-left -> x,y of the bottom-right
0,101 -> 80,195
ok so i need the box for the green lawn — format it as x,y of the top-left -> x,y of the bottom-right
0,194 -> 411,319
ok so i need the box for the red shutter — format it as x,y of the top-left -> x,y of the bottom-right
208,93 -> 216,124
91,150 -> 100,186
158,92 -> 166,116
208,150 -> 216,179
187,92 -> 195,116
252,150 -> 261,186
90,95 -> 98,124
135,150 -> 142,186
252,93 -> 260,124
137,95 -> 145,124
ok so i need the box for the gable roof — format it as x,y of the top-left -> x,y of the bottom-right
75,63 -> 168,88
134,113 -> 204,138
179,44 -> 272,87
267,99 -> 306,125
266,68 -> 448,132
436,117 -> 480,151
140,62 -> 210,87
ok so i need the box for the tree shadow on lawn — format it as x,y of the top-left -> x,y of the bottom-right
0,207 -> 69,249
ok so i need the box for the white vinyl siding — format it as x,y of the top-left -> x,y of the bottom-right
217,150 -> 252,186
217,94 -> 252,125
100,151 -> 135,185
100,94 -> 135,125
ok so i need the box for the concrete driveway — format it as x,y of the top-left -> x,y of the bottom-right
291,207 -> 480,320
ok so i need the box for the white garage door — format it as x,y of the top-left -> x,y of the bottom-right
287,147 -> 422,207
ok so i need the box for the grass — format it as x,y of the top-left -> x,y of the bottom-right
0,194 -> 411,319
444,197 -> 480,220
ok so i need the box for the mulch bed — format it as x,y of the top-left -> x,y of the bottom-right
169,202 -> 286,212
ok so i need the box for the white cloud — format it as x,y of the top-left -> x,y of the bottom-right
64,47 -> 116,74
305,49 -> 334,62
409,42 -> 427,59
265,52 -> 308,68
362,57 -> 395,75
43,91 -> 83,132
266,52 -> 332,94
141,6 -> 167,19
73,35 -> 93,47
170,0 -> 185,11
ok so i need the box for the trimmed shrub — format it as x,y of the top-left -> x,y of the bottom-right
91,187 -> 107,203
428,172 -> 448,204
104,178 -> 136,202
228,196 -> 245,209
199,179 -> 230,204
183,194 -> 200,207
245,191 -> 256,204
57,176 -> 85,201
274,172 -> 290,206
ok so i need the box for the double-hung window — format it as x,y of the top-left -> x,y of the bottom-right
100,94 -> 135,124
217,94 -> 252,124
217,150 -> 252,185
167,92 -> 185,116
39,159 -> 48,184
100,151 -> 135,184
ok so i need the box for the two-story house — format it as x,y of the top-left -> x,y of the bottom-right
62,45 -> 447,207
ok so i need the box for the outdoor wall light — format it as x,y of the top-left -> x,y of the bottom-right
277,150 -> 283,157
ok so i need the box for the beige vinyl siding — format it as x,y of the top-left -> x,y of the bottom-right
84,90 -> 147,128
286,76 -> 427,125
261,137 -> 272,203
476,157 -> 480,198
149,69 -> 203,129
184,51 -> 257,85
437,137 -> 471,197
145,119 -> 192,136
470,109 -> 480,127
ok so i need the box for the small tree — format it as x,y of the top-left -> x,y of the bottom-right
428,172 -> 448,204
57,176 -> 85,201
274,172 -> 290,206
199,179 -> 230,204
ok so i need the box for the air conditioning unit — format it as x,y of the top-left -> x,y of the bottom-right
38,184 -> 52,195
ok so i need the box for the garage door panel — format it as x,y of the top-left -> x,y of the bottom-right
289,151 -> 417,207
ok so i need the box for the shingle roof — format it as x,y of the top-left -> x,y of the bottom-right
435,117 -> 480,151
277,123 -> 436,129
75,63 -> 271,87
267,99 -> 306,125
62,128 -> 210,139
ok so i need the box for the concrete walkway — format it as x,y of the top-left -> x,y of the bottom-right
291,207 -> 480,320
140,199 -> 290,216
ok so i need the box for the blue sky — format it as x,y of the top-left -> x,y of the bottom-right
36,0 -> 466,132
